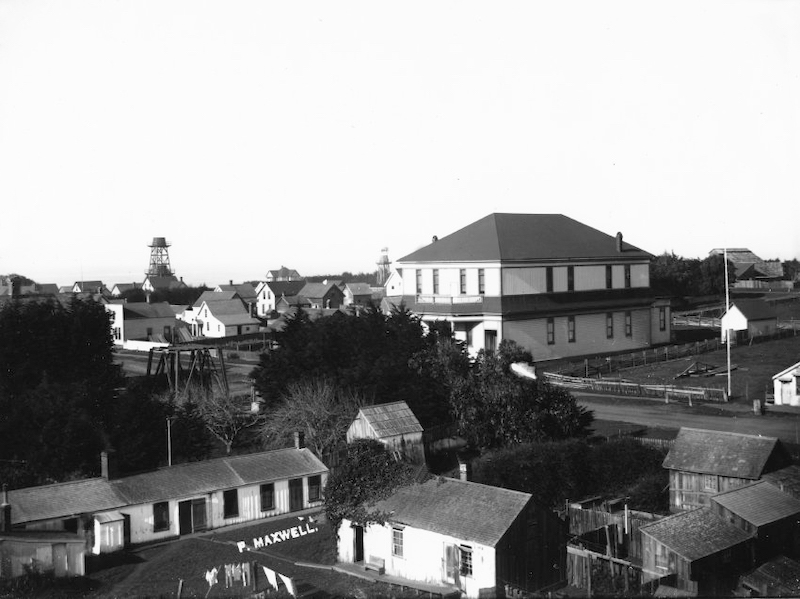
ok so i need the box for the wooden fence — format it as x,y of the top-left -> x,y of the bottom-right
567,506 -> 662,561
541,372 -> 728,403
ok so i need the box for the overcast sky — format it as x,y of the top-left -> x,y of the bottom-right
1,1 -> 798,287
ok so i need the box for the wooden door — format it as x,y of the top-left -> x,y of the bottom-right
178,500 -> 192,535
192,498 -> 207,531
289,478 -> 304,512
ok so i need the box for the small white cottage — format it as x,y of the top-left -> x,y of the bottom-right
773,360 -> 800,407
720,299 -> 777,343
346,402 -> 424,464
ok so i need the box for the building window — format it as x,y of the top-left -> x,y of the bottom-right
459,269 -> 466,294
416,269 -> 422,294
478,269 -> 485,295
260,483 -> 274,512
606,313 -> 614,338
659,306 -> 666,331
392,527 -> 404,557
568,316 -> 576,343
624,264 -> 631,288
546,318 -> 555,345
567,266 -> 574,292
655,545 -> 669,570
625,311 -> 632,337
546,267 -> 553,293
459,545 -> 473,577
703,474 -> 718,492
113,328 -> 122,340
433,269 -> 439,294
223,489 -> 239,519
308,475 -> 322,502
153,501 -> 170,532
146,327 -> 153,337
606,265 -> 613,289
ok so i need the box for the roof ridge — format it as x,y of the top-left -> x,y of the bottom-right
679,427 -> 778,442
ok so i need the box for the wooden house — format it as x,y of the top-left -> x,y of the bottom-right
720,299 -> 778,343
266,267 -> 303,282
736,554 -> 800,598
773,360 -> 800,407
104,301 -> 177,345
7,447 -> 327,555
342,283 -> 374,309
298,282 -> 344,310
640,507 -> 754,596
662,428 -> 791,512
763,465 -> 800,501
255,280 -> 307,317
396,213 -> 671,359
346,402 -> 425,464
193,299 -> 261,338
337,477 -> 565,598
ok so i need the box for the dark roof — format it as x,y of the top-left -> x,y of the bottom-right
639,508 -> 751,562
711,480 -> 800,527
267,267 -> 302,280
370,477 -> 532,547
144,275 -> 184,290
217,284 -> 257,301
8,448 -> 327,525
300,282 -> 343,300
739,555 -> 800,596
193,290 -> 239,307
123,302 -> 176,319
762,465 -> 800,500
202,299 -> 259,325
399,214 -> 651,263
730,299 -> 777,322
265,280 -> 307,297
74,280 -> 104,290
345,282 -> 374,296
662,428 -> 783,479
356,402 -> 423,438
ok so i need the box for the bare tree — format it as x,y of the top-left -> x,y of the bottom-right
182,387 -> 262,454
260,378 -> 365,458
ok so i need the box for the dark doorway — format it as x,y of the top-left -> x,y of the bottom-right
289,478 -> 303,512
122,514 -> 131,546
353,525 -> 364,562
179,498 -> 207,534
179,501 -> 192,535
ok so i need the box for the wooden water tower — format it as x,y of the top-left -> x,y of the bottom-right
147,237 -> 174,277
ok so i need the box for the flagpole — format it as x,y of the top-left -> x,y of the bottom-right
724,248 -> 731,398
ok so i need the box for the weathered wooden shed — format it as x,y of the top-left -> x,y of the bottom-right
346,401 -> 425,463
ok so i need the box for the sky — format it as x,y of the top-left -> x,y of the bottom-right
1,1 -> 798,287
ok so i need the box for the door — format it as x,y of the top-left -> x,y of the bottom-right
53,544 -> 67,577
192,498 -> 207,531
484,330 -> 497,352
289,478 -> 304,512
179,500 -> 192,535
444,543 -> 460,586
122,513 -> 131,547
353,525 -> 364,563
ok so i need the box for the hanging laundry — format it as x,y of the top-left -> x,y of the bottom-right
232,563 -> 243,582
204,566 -> 219,588
224,563 -> 234,588
261,565 -> 279,590
241,561 -> 251,586
279,573 -> 296,597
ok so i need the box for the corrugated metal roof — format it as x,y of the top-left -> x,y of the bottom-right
711,481 -> 800,528
639,508 -> 751,562
662,428 -> 781,479
358,402 -> 423,438
8,449 -> 327,526
399,214 -> 651,263
371,477 -> 532,547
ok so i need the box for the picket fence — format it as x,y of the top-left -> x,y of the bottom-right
541,372 -> 728,403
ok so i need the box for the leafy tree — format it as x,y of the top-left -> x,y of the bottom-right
783,258 -> 800,282
260,378 -> 364,458
323,439 -> 421,528
698,253 -> 734,295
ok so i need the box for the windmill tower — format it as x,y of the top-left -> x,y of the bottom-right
376,247 -> 392,286
147,237 -> 174,277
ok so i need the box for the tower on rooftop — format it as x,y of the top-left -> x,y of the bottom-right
147,237 -> 174,277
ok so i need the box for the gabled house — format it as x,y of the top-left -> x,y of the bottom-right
215,282 -> 258,317
337,477 -> 564,598
773,361 -> 800,407
110,282 -> 142,297
763,465 -> 800,500
193,299 -> 260,338
663,428 -> 791,512
720,299 -> 778,343
255,280 -> 307,317
104,301 -> 177,345
266,267 -> 303,282
384,269 -> 404,299
299,282 -> 344,310
342,282 -> 374,309
275,294 -> 312,314
8,447 -> 328,555
709,248 -> 785,282
142,275 -> 186,294
396,213 -> 670,359
72,280 -> 108,295
346,402 -> 424,464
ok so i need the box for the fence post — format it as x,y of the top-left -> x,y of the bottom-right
643,350 -> 647,365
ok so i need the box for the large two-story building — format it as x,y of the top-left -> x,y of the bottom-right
395,213 -> 670,360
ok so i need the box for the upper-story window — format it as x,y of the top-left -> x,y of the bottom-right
659,307 -> 667,331
625,311 -> 632,337
606,313 -> 614,338
624,264 -> 631,289
567,266 -> 575,292
567,316 -> 576,343
478,269 -> 485,295
433,269 -> 439,294
416,269 -> 422,294
546,318 -> 555,345
459,269 -> 466,294
546,267 -> 553,293
606,265 -> 613,289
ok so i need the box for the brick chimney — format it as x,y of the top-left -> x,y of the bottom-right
294,431 -> 305,450
1,484 -> 12,532
616,232 -> 623,253
101,450 -> 117,480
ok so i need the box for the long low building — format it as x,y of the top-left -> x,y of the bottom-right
7,446 -> 328,555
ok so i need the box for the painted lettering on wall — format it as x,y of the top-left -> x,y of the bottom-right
237,523 -> 318,552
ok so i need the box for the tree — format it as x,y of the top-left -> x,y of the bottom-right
697,253 -> 734,295
260,378 -> 365,458
180,387 -> 261,454
323,439 -> 420,528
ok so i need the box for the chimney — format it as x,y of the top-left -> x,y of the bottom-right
229,280 -> 233,286
294,431 -> 305,450
616,232 -> 623,253
1,484 -> 11,532
101,450 -> 117,480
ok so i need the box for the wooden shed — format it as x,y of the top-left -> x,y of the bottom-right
346,401 -> 425,464
720,299 -> 778,343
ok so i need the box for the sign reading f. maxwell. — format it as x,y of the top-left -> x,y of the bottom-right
237,522 -> 319,553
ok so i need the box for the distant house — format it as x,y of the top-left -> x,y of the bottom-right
275,294 -> 312,315
709,248 -> 785,283
72,280 -> 108,294
720,299 -> 778,343
763,465 -> 800,500
255,280 -> 307,317
662,428 -> 791,512
141,275 -> 186,294
104,301 -> 177,345
194,299 -> 260,338
384,269 -> 404,298
299,282 -> 344,310
266,267 -> 303,282
346,402 -> 424,464
640,507 -> 754,596
342,283 -> 374,309
110,282 -> 143,297
736,555 -> 800,598
215,282 -> 258,317
773,360 -> 800,407
337,477 -> 564,598
8,447 -> 328,555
